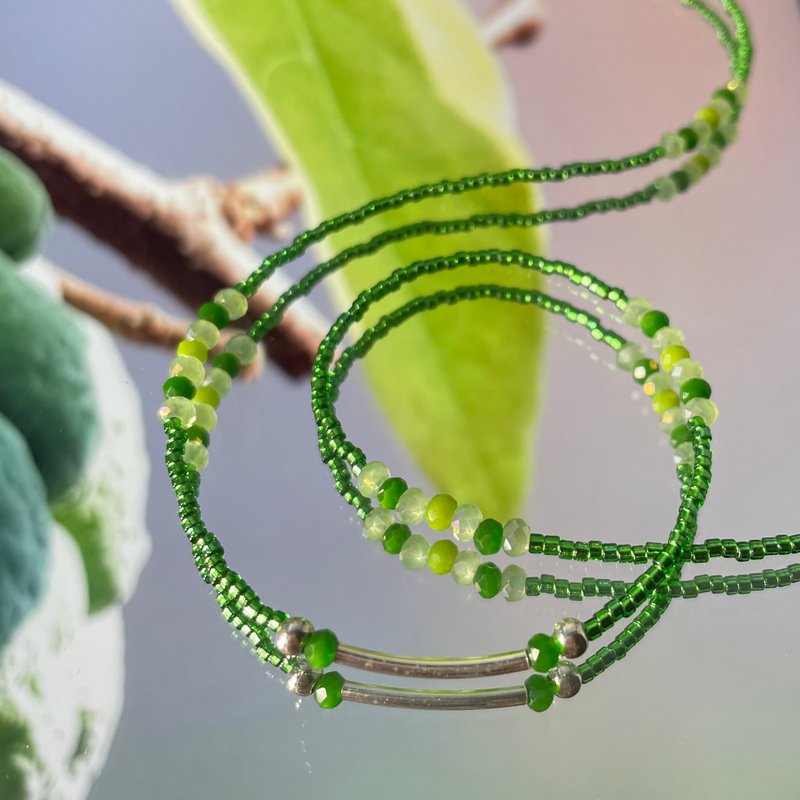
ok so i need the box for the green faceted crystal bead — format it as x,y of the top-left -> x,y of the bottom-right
473,518 -> 503,555
427,539 -> 458,575
185,424 -> 210,447
399,534 -> 430,570
313,671 -> 345,709
671,170 -> 690,193
660,345 -> 690,372
527,633 -> 564,672
377,477 -> 408,510
304,628 -> 339,669
214,287 -> 248,321
170,354 -> 205,385
670,424 -> 692,447
680,377 -> 712,403
212,351 -> 241,379
163,375 -> 196,399
640,310 -> 670,338
382,523 -> 412,555
473,562 -> 502,599
632,358 -> 658,385
678,126 -> 699,150
426,493 -> 457,530
199,301 -> 230,330
363,507 -> 394,541
524,674 -> 556,713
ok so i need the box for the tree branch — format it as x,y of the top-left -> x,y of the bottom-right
0,80 -> 325,378
484,0 -> 545,49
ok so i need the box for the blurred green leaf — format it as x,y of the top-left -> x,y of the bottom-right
176,0 -> 547,517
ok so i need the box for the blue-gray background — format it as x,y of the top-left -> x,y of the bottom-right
2,1 -> 799,798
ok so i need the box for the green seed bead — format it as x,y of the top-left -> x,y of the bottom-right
157,396 -> 196,426
451,550 -> 481,585
680,377 -> 712,403
382,523 -> 411,555
177,338 -> 208,362
199,302 -> 230,330
426,493 -> 457,531
187,319 -> 220,349
212,352 -> 241,379
524,673 -> 556,713
363,507 -> 394,541
313,671 -> 345,709
427,539 -> 458,575
660,345 -> 690,372
226,334 -> 258,365
377,477 -> 408,510
473,562 -> 502,599
396,487 -> 428,525
652,389 -> 680,415
194,402 -> 218,432
186,425 -> 211,447
670,424 -> 692,447
632,358 -> 658,385
640,310 -> 670,338
399,534 -> 430,571
685,397 -> 719,426
527,633 -> 564,672
501,564 -> 527,602
357,461 -> 391,498
183,440 -> 209,471
451,503 -> 482,542
203,366 -> 233,398
214,287 -> 248,321
473,518 -> 503,555
194,386 -> 220,410
169,355 -> 205,385
621,296 -> 652,327
304,629 -> 339,669
163,375 -> 195,399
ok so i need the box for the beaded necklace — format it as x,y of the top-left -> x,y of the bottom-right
158,0 -> 767,713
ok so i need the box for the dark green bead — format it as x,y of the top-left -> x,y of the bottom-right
711,130 -> 729,150
473,518 -> 503,555
671,170 -> 690,193
185,425 -> 210,447
680,378 -> 712,403
524,674 -> 555,713
473,562 -> 502,598
640,310 -> 670,338
678,126 -> 699,150
527,632 -> 563,671
162,375 -> 195,399
199,301 -> 230,329
632,358 -> 658,385
670,424 -> 692,448
304,628 -> 339,669
377,477 -> 408,510
313,671 -> 345,709
713,87 -> 739,109
382,523 -> 411,554
212,352 -> 241,378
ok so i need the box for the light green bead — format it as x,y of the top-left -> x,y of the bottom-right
399,534 -> 430,570
652,389 -> 680,415
184,440 -> 209,471
169,355 -> 205,385
187,319 -> 220,349
502,518 -> 530,557
502,564 -> 527,602
194,402 -> 218,432
363,507 -> 394,541
689,119 -> 711,146
643,370 -> 673,397
656,176 -> 677,203
684,159 -> 704,185
652,327 -> 684,351
671,358 -> 703,383
660,131 -> 685,159
700,144 -> 722,168
226,334 -> 258,365
357,461 -> 391,498
730,80 -> 748,104
708,97 -> 733,126
659,404 -> 686,432
451,550 -> 481,586
203,366 -> 232,398
673,442 -> 695,466
451,503 -> 482,542
214,288 -> 248,321
396,487 -> 428,525
616,342 -> 644,371
621,297 -> 652,327
157,396 -> 196,427
685,397 -> 719,426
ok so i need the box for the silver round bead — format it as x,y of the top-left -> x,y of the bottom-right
285,662 -> 319,697
553,617 -> 588,658
548,659 -> 582,699
274,616 -> 314,656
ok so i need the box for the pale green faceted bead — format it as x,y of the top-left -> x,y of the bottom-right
655,176 -> 677,203
184,440 -> 209,471
203,366 -> 232,398
396,487 -> 428,525
616,342 -> 644,371
643,370 -> 674,397
671,358 -> 703,383
187,319 -> 221,349
621,297 -> 652,327
731,80 -> 748,104
157,396 -> 196,426
684,159 -> 704,185
451,550 -> 482,586
363,507 -> 394,541
673,442 -> 695,467
685,397 -> 719,426
214,287 -> 248,321
502,564 -> 527,602
451,504 -> 482,542
503,518 -> 530,557
194,402 -> 218,432
660,404 -> 686,432
399,534 -> 430,570
708,97 -> 733,126
660,132 -> 685,159
169,355 -> 205,385
227,334 -> 258,365
701,144 -> 722,168
357,461 -> 391,498
689,119 -> 711,146
652,327 -> 685,351
719,122 -> 739,145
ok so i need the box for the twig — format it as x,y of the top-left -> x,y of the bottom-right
484,0 -> 545,49
0,80 -> 324,378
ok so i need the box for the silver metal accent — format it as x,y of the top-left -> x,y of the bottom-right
335,643 -> 530,679
285,662 -> 319,697
341,680 -> 528,710
547,659 -> 582,699
553,617 -> 588,659
274,616 -> 314,656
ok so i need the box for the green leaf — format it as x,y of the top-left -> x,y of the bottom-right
175,0 -> 547,517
